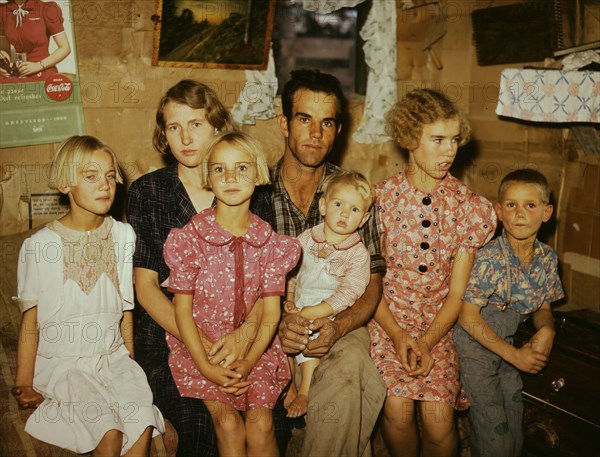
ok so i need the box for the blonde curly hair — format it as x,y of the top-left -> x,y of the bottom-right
385,89 -> 471,151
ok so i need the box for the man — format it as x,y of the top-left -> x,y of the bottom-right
256,69 -> 387,457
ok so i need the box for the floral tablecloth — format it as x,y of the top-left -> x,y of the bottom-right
496,68 -> 599,123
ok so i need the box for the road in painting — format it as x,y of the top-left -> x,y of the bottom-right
156,0 -> 273,68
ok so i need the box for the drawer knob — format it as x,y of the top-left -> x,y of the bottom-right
551,377 -> 565,391
526,422 -> 560,448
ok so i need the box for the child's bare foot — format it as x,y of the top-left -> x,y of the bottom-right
284,383 -> 297,410
286,393 -> 308,418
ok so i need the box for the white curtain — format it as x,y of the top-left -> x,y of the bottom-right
302,0 -> 366,14
231,46 -> 278,126
352,0 -> 397,143
231,0 -> 398,144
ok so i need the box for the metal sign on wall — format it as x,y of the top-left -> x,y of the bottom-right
0,0 -> 85,148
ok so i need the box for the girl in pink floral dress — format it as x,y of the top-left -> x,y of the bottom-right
369,89 -> 497,457
163,132 -> 300,457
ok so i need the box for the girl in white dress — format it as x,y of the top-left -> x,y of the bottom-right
12,135 -> 165,456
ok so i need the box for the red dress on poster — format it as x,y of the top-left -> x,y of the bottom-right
0,0 -> 68,83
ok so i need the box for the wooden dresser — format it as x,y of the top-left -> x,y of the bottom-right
515,310 -> 600,457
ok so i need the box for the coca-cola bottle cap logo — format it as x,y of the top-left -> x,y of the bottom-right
44,74 -> 73,101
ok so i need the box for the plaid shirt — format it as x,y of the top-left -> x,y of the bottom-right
253,160 -> 386,275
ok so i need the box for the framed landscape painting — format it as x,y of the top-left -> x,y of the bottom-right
152,0 -> 276,70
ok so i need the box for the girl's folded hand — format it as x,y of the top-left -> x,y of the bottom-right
228,358 -> 253,380
219,379 -> 252,396
218,359 -> 253,396
202,363 -> 241,388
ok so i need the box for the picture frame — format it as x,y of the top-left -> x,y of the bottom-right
152,0 -> 276,70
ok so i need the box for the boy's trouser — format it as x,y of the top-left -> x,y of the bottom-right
455,306 -> 524,457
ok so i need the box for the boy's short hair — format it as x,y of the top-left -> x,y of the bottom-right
385,88 -> 471,151
49,135 -> 123,189
498,168 -> 551,203
321,170 -> 374,209
200,131 -> 270,188
153,79 -> 233,156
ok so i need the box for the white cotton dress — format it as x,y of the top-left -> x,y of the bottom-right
15,217 -> 165,455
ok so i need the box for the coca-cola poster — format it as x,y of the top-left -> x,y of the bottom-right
0,0 -> 84,148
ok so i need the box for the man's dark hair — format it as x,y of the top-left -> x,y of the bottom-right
281,69 -> 346,124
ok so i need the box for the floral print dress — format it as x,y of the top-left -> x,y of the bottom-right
368,172 -> 496,408
163,208 -> 300,411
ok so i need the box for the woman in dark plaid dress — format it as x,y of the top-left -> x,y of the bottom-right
126,80 -> 289,457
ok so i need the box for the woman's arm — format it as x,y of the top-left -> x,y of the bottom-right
121,310 -> 135,357
134,267 -> 181,338
46,32 -> 71,66
419,250 -> 475,353
373,294 -> 406,342
14,307 -> 44,409
19,32 -> 71,76
373,294 -> 426,373
399,250 -> 475,377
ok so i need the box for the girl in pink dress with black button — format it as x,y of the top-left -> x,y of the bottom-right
163,131 -> 300,457
0,0 -> 71,82
369,89 -> 497,457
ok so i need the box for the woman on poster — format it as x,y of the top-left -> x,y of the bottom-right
0,0 -> 71,83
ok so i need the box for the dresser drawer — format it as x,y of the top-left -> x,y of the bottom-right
520,348 -> 600,425
522,395 -> 599,457
515,310 -> 600,457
